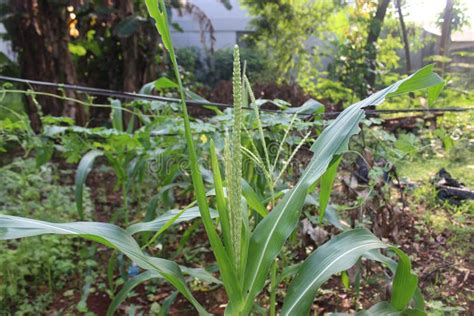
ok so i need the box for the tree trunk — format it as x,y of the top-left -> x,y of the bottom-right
118,0 -> 139,93
5,0 -> 87,129
395,0 -> 411,74
364,0 -> 391,96
439,0 -> 454,73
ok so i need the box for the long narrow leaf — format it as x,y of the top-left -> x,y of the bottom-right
111,99 -> 124,132
210,140 -> 232,254
242,179 -> 268,217
281,229 -> 386,315
319,156 -> 341,223
75,150 -> 103,220
127,207 -> 218,235
107,271 -> 161,316
0,215 -> 208,315
390,248 -> 418,310
365,248 -> 423,311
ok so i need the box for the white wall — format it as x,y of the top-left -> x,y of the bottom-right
0,23 -> 15,60
170,0 -> 251,50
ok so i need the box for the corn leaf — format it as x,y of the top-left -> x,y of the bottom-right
281,229 -> 386,315
107,270 -> 161,316
390,248 -> 418,310
210,140 -> 232,253
75,150 -> 103,220
111,99 -> 123,132
242,179 -> 268,217
127,207 -> 218,235
0,215 -> 209,315
144,0 -> 173,52
319,156 -> 341,223
365,249 -> 424,311
242,65 -> 443,312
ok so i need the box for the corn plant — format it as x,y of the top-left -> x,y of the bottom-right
0,0 -> 445,315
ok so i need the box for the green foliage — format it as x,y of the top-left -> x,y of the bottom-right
0,158 -> 89,314
326,1 -> 405,98
436,0 -> 471,33
241,0 -> 336,87
204,47 -> 271,85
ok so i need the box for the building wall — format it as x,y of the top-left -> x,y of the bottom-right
0,24 -> 15,60
170,0 -> 251,50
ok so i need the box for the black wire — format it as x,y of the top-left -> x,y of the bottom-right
0,75 -> 246,112
1,75 -> 473,119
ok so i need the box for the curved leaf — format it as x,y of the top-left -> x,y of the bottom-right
365,249 -> 424,311
0,215 -> 208,315
180,266 -> 222,285
111,100 -> 123,132
210,140 -> 232,253
281,229 -> 386,315
127,207 -> 218,235
390,248 -> 418,311
284,99 -> 325,115
75,150 -> 103,220
242,179 -> 267,217
107,270 -> 161,316
242,65 -> 443,312
319,156 -> 341,223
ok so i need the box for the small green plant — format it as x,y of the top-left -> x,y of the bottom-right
0,0 -> 445,315
0,158 -> 89,314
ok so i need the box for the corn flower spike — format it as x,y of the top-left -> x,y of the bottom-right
224,45 -> 243,274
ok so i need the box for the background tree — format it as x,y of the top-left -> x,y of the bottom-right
241,0 -> 336,88
364,0 -> 391,95
2,0 -> 86,130
395,0 -> 411,74
436,0 -> 470,74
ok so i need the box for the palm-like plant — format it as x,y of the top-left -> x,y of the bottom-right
0,0 -> 444,315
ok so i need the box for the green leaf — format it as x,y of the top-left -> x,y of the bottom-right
111,100 -> 123,132
68,43 -> 87,56
180,266 -> 222,285
209,140 -> 232,254
75,150 -> 103,220
154,77 -> 179,90
158,292 -> 178,316
319,156 -> 341,223
281,229 -> 386,315
35,142 -> 54,168
107,270 -> 161,316
284,99 -> 325,115
127,207 -> 218,235
242,65 -> 443,313
145,0 -> 173,52
341,270 -> 350,289
241,179 -> 268,217
114,15 -> 147,38
365,248 -> 422,311
385,64 -> 444,104
390,247 -> 418,311
0,215 -> 208,315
